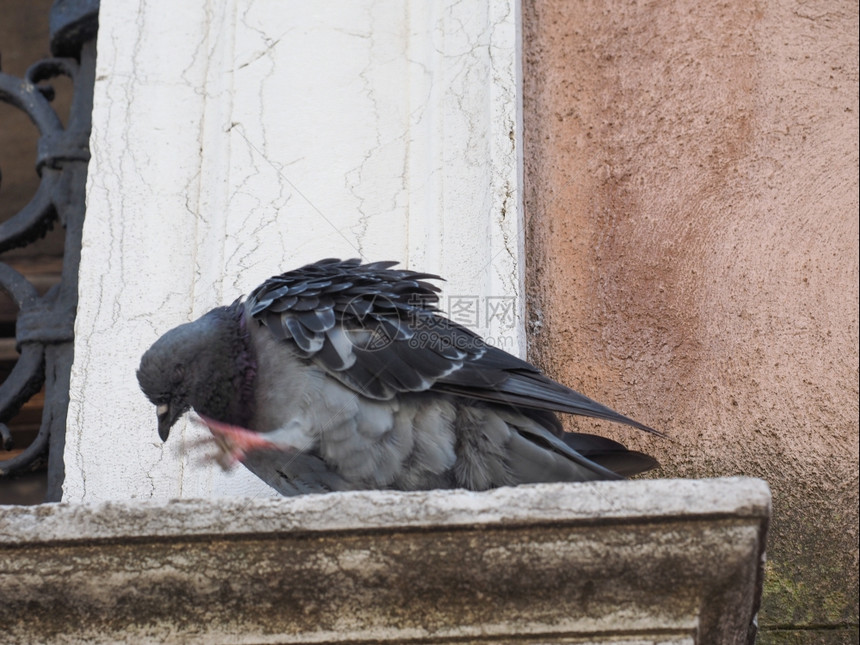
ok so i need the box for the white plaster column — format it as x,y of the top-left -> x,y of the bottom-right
64,1 -> 523,501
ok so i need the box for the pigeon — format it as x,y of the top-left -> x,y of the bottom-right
137,258 -> 659,496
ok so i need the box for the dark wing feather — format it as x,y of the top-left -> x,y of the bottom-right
246,258 -> 462,399
433,345 -> 662,435
561,432 -> 659,477
246,258 -> 659,437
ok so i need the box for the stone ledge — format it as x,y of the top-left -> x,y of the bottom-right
0,477 -> 770,644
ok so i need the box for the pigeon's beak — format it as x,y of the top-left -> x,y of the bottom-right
156,403 -> 181,442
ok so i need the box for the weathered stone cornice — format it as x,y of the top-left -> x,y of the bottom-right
0,477 -> 769,644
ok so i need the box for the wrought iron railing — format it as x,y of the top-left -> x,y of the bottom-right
0,0 -> 98,501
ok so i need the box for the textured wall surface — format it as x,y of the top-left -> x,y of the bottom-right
66,0 -> 523,501
522,0 -> 858,639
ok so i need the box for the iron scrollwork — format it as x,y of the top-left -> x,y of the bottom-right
0,0 -> 98,501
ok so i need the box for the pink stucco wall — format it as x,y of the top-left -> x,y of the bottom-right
522,0 -> 858,635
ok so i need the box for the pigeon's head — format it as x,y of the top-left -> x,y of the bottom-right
137,320 -> 205,442
138,305 -> 251,442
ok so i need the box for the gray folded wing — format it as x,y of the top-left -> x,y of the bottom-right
246,258 -> 659,437
242,449 -> 353,496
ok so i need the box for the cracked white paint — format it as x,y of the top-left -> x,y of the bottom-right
65,0 -> 523,501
